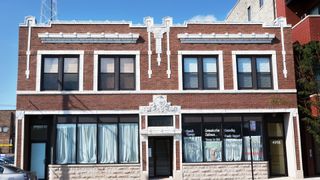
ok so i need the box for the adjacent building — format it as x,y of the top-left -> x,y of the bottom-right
227,0 -> 320,177
0,110 -> 15,154
16,15 -> 303,179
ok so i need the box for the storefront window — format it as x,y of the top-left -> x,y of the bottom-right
56,124 -> 76,164
182,114 -> 265,163
243,116 -> 264,161
223,116 -> 242,161
183,116 -> 203,162
203,116 -> 222,162
77,124 -> 97,163
119,123 -> 139,163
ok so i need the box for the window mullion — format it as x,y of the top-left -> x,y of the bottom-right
252,57 -> 257,89
58,57 -> 64,91
198,57 -> 203,90
115,57 -> 120,90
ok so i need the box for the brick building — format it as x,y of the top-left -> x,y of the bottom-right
0,110 -> 15,154
16,15 -> 303,179
227,0 -> 320,177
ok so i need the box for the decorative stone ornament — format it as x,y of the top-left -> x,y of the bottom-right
139,95 -> 180,114
144,17 -> 172,79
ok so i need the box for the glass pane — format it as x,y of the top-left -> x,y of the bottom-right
77,124 -> 97,163
184,58 -> 198,72
99,116 -> 118,123
223,116 -> 242,161
100,58 -> 115,73
120,58 -> 134,73
63,74 -> 79,90
98,124 -> 117,163
237,58 -> 252,72
238,73 -> 252,88
56,124 -> 76,164
43,74 -> 59,90
120,73 -> 135,89
183,118 -> 202,162
268,123 -> 284,137
44,58 -> 58,73
257,73 -> 272,88
203,73 -> 218,89
120,116 -> 139,123
244,136 -> 264,161
203,58 -> 217,72
184,73 -> 198,89
119,123 -> 139,163
64,58 -> 78,73
256,58 -> 270,72
30,125 -> 47,140
148,116 -> 173,126
99,74 -> 115,90
184,137 -> 203,162
269,139 -> 286,175
30,143 -> 46,179
203,117 -> 222,162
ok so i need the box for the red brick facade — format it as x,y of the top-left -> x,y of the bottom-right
0,111 -> 14,154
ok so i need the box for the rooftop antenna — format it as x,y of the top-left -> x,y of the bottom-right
40,0 -> 57,24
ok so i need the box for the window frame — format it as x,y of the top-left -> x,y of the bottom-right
182,114 -> 266,163
98,55 -> 136,91
182,55 -> 220,90
236,55 -> 273,90
41,55 -> 80,91
54,115 -> 140,165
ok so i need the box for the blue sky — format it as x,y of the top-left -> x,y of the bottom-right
0,0 -> 236,110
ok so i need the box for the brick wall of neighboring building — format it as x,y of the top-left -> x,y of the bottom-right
0,111 -> 14,154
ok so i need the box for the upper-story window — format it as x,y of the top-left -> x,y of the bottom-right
183,56 -> 219,90
259,0 -> 264,8
98,56 -> 135,90
237,56 -> 272,89
247,6 -> 252,21
41,55 -> 79,91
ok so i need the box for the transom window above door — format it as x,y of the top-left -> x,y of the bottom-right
98,56 -> 135,90
183,56 -> 219,90
41,55 -> 79,91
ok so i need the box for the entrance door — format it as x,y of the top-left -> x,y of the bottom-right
148,137 -> 173,178
267,122 -> 287,176
31,143 -> 46,179
315,141 -> 320,175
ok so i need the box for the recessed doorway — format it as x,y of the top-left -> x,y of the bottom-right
148,137 -> 173,178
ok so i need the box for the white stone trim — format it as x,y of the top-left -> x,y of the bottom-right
22,110 -> 139,115
181,108 -> 297,113
93,50 -> 141,91
177,33 -> 275,44
232,50 -> 278,90
177,50 -> 224,91
292,15 -> 320,29
36,50 -> 84,92
17,89 -> 297,95
38,32 -> 140,44
139,95 -> 181,115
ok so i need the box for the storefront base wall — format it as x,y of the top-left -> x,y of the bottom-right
182,162 -> 268,180
48,164 -> 141,180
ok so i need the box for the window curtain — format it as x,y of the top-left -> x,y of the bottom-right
224,139 -> 242,161
183,136 -> 203,162
244,136 -> 263,161
98,124 -> 117,163
119,123 -> 138,163
56,124 -> 76,164
77,124 -> 97,163
204,141 -> 222,162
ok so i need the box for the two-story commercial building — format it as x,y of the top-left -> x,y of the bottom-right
15,16 -> 303,179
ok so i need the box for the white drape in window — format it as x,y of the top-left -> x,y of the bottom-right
56,124 -> 76,164
77,124 -> 97,163
98,124 -> 117,163
119,123 -> 138,163
224,139 -> 242,161
244,136 -> 263,161
183,136 -> 203,162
